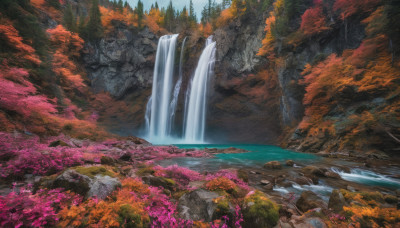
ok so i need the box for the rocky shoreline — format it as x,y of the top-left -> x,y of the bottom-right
1,133 -> 399,227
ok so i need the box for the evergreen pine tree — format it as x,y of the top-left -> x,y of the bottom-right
136,0 -> 144,28
87,0 -> 103,41
117,0 -> 123,12
189,0 -> 196,22
63,4 -> 76,32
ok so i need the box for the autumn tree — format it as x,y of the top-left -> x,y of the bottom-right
300,0 -> 329,36
86,0 -> 103,41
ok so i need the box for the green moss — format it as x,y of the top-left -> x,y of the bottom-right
74,166 -> 116,178
118,204 -> 149,228
243,191 -> 279,228
213,197 -> 232,220
384,194 -> 398,204
163,178 -> 176,186
136,167 -> 155,176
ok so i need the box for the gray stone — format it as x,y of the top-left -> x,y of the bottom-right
87,175 -> 121,199
178,189 -> 220,222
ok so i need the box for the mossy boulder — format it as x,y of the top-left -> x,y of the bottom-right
212,196 -> 234,221
296,191 -> 327,212
73,166 -> 117,178
136,167 -> 155,176
100,156 -> 117,165
242,191 -> 279,228
285,160 -> 295,167
51,166 -> 121,199
301,166 -> 325,177
142,175 -> 176,191
328,189 -> 348,212
49,140 -> 70,147
263,161 -> 282,170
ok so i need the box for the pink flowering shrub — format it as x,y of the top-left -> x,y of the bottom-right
146,186 -> 193,227
0,187 -> 81,228
0,133 -> 83,178
206,169 -> 250,191
153,165 -> 203,187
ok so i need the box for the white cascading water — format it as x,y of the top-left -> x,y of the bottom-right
183,36 -> 216,143
169,37 -> 187,133
146,34 -> 179,143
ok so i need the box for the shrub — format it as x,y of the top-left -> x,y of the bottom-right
242,191 -> 279,228
206,177 -> 237,193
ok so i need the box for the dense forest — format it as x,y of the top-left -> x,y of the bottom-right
0,0 -> 400,227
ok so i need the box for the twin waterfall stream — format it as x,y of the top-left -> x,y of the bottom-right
145,35 -> 216,144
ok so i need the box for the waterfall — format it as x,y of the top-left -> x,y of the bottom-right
146,34 -> 179,143
183,36 -> 216,143
169,37 -> 187,133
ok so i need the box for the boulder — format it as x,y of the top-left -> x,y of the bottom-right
51,167 -> 121,200
87,175 -> 121,199
296,191 -> 327,212
285,160 -> 295,167
49,140 -> 70,147
294,217 -> 327,228
294,176 -> 313,185
100,156 -> 116,165
324,171 -> 341,179
142,175 -> 176,191
178,189 -> 220,222
301,166 -> 324,177
328,190 -> 347,212
264,161 -> 282,170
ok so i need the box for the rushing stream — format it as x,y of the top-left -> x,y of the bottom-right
158,144 -> 400,197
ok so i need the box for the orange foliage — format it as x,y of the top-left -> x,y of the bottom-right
47,25 -> 85,89
58,178 -> 150,227
199,22 -> 213,37
300,2 -> 329,36
145,8 -> 167,35
0,19 -> 41,65
297,7 -> 399,151
216,0 -> 245,27
31,0 -> 62,21
333,0 -> 381,20
257,0 -> 285,58
206,177 -> 237,192
100,6 -> 138,33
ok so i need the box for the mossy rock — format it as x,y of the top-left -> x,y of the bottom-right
73,166 -> 117,178
243,191 -> 279,228
384,194 -> 398,204
52,169 -> 91,196
49,140 -> 70,147
142,175 -> 176,191
212,197 -> 233,221
136,167 -> 155,176
100,156 -> 116,165
33,174 -> 58,192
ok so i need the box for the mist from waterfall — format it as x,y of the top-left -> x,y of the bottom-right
183,36 -> 216,143
144,35 -> 216,144
145,34 -> 179,143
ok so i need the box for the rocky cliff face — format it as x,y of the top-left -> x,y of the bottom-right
83,23 -> 157,99
210,11 -> 282,143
